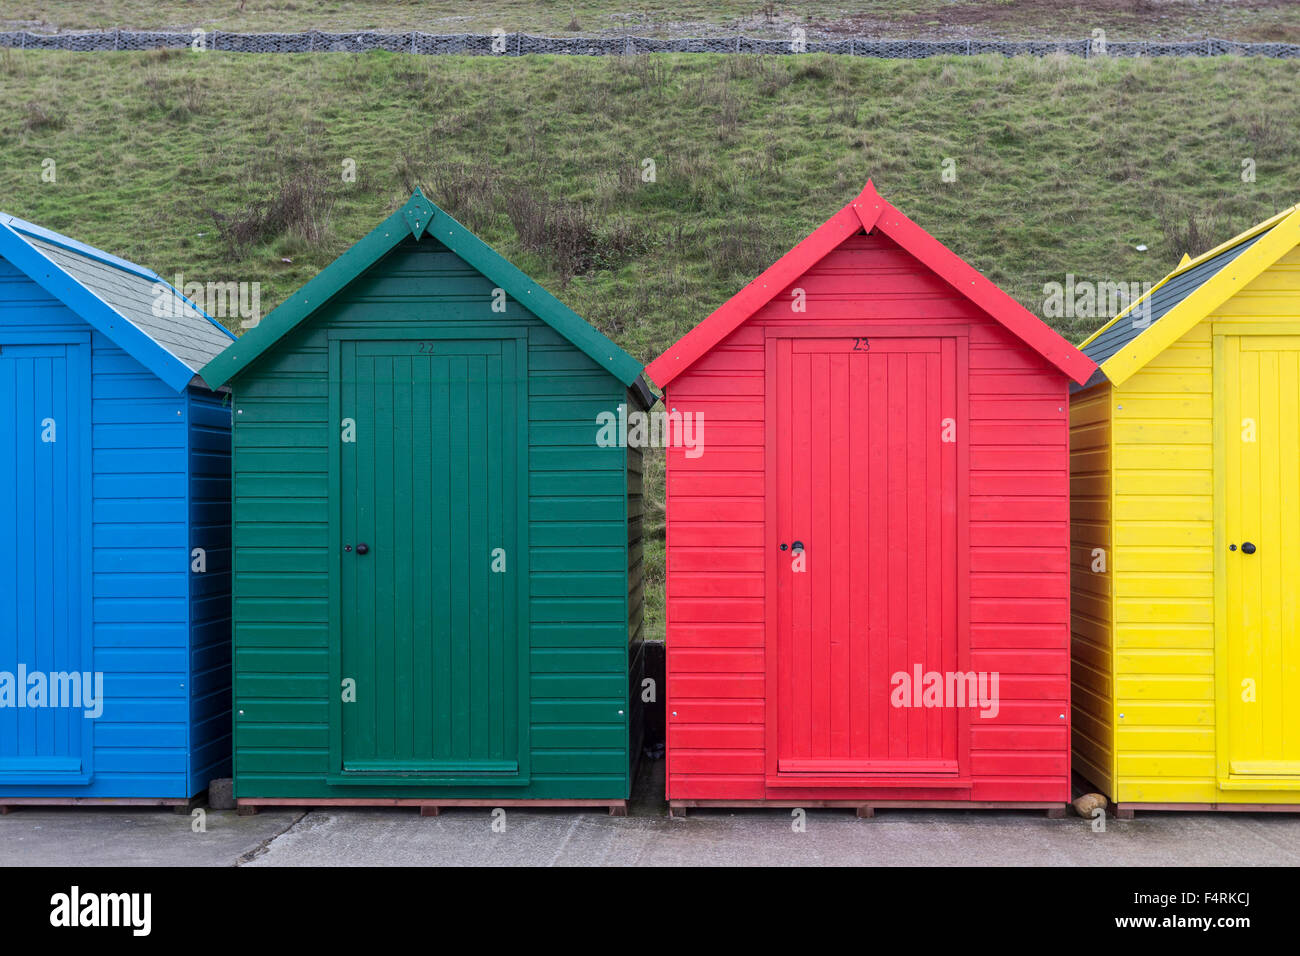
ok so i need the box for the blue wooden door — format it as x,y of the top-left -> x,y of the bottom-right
0,339 -> 92,783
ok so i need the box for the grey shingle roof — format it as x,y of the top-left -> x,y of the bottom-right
23,234 -> 234,374
1075,226 -> 1274,389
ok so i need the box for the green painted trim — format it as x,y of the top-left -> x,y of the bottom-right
203,204 -> 410,387
512,335 -> 532,785
327,334 -> 343,780
423,206 -> 644,387
200,189 -> 645,390
620,388 -> 633,797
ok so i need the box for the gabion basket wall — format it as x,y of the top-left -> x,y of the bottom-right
0,31 -> 1296,58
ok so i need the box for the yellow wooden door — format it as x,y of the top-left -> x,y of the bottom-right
1224,335 -> 1300,778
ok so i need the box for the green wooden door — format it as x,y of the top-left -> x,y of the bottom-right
332,335 -> 526,783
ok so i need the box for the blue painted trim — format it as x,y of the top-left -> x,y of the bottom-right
183,388 -> 195,795
159,278 -> 236,344
0,220 -> 196,393
73,337 -> 94,783
0,331 -> 90,345
1,213 -> 157,282
2,214 -> 234,346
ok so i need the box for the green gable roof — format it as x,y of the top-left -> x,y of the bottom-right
201,190 -> 649,402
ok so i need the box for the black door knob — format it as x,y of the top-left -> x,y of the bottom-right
1241,541 -> 1256,555
791,540 -> 804,553
355,542 -> 369,555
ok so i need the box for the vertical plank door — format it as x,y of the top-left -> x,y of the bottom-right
1224,335 -> 1300,778
337,338 -> 522,779
0,342 -> 89,780
773,335 -> 962,778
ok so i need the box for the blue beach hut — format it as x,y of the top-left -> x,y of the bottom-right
0,213 -> 235,805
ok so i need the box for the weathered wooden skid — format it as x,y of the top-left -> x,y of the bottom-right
1111,802 -> 1300,819
0,797 -> 196,813
235,798 -> 628,816
668,800 -> 1069,818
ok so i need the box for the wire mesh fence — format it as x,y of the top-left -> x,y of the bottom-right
0,30 -> 1297,58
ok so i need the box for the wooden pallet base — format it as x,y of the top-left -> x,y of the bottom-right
1113,801 -> 1300,819
0,796 -> 194,813
236,798 -> 628,816
668,799 -> 1066,818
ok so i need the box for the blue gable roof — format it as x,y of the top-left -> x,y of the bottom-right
0,213 -> 235,393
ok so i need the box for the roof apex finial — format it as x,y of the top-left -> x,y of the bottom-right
402,190 -> 434,240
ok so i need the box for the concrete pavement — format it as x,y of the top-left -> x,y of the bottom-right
2,762 -> 1298,866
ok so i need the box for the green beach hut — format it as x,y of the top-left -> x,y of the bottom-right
201,190 -> 651,813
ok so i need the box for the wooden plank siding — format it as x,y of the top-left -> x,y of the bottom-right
626,403 -> 646,776
665,231 -> 1072,802
0,257 -> 226,798
231,237 -> 636,799
1105,244 -> 1300,805
1069,381 -> 1114,794
187,389 -> 233,792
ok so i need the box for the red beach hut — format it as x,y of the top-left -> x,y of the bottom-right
646,182 -> 1096,814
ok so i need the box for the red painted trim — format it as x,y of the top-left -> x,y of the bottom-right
663,383 -> 675,803
868,196 -> 1095,385
765,775 -> 971,789
645,180 -> 1097,388
761,323 -> 971,340
955,334 -> 972,778
645,191 -> 870,388
670,799 -> 1064,810
762,336 -> 780,785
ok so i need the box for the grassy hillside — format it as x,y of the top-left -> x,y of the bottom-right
6,0 -> 1299,42
3,48 -> 1298,637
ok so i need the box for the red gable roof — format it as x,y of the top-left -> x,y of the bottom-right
645,181 -> 1097,388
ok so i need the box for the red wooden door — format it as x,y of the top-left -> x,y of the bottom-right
770,332 -> 964,781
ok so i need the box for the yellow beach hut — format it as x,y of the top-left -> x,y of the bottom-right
1071,203 -> 1300,816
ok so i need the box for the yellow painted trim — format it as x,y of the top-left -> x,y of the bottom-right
1100,208 -> 1300,387
1106,383 -> 1119,792
1212,333 -> 1231,785
1075,205 -> 1297,353
1179,203 -> 1297,274
1212,322 -> 1300,337
1217,776 -> 1300,791
1229,760 -> 1300,775
1075,265 -> 1181,350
